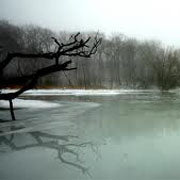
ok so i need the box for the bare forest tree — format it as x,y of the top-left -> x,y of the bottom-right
0,31 -> 101,120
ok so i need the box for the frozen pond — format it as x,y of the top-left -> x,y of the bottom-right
1,90 -> 180,180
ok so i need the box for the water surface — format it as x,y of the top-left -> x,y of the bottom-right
1,90 -> 180,180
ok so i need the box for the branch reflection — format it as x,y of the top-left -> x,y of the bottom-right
0,126 -> 99,176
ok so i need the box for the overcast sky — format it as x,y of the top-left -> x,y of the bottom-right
1,0 -> 180,47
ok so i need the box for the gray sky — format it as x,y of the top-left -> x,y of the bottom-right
1,0 -> 180,47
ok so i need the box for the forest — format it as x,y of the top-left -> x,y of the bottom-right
1,20 -> 180,91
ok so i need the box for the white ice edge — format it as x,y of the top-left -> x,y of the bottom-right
0,98 -> 60,109
1,89 -> 159,96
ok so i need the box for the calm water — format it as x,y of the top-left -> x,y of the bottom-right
1,91 -> 180,180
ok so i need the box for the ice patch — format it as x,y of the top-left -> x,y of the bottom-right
0,99 -> 60,109
0,120 -> 73,137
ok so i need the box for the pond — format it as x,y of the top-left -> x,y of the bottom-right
1,90 -> 180,180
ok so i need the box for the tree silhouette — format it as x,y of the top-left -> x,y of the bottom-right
0,32 -> 101,120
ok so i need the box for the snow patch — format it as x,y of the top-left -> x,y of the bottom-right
1,89 -> 157,96
0,99 -> 60,109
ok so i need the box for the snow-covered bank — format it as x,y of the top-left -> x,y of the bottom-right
1,89 -> 159,96
0,98 -> 60,109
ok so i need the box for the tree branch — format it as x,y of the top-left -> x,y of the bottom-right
0,32 -> 101,120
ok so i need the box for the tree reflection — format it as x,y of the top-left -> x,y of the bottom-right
0,127 -> 99,176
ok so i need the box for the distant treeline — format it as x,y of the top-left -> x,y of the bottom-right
1,20 -> 180,90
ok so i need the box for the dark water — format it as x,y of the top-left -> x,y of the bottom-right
1,91 -> 180,180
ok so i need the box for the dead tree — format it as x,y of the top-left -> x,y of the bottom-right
0,32 -> 101,120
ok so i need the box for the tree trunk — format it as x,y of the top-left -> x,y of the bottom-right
9,100 -> 16,121
82,64 -> 86,89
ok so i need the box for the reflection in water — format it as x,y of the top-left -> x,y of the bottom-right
2,91 -> 180,179
0,126 -> 99,177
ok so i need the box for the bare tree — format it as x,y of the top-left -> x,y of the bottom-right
139,42 -> 180,90
154,48 -> 180,90
0,32 -> 101,120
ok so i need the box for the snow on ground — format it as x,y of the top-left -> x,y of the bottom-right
0,89 -> 158,110
1,89 -> 158,96
0,98 -> 60,109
